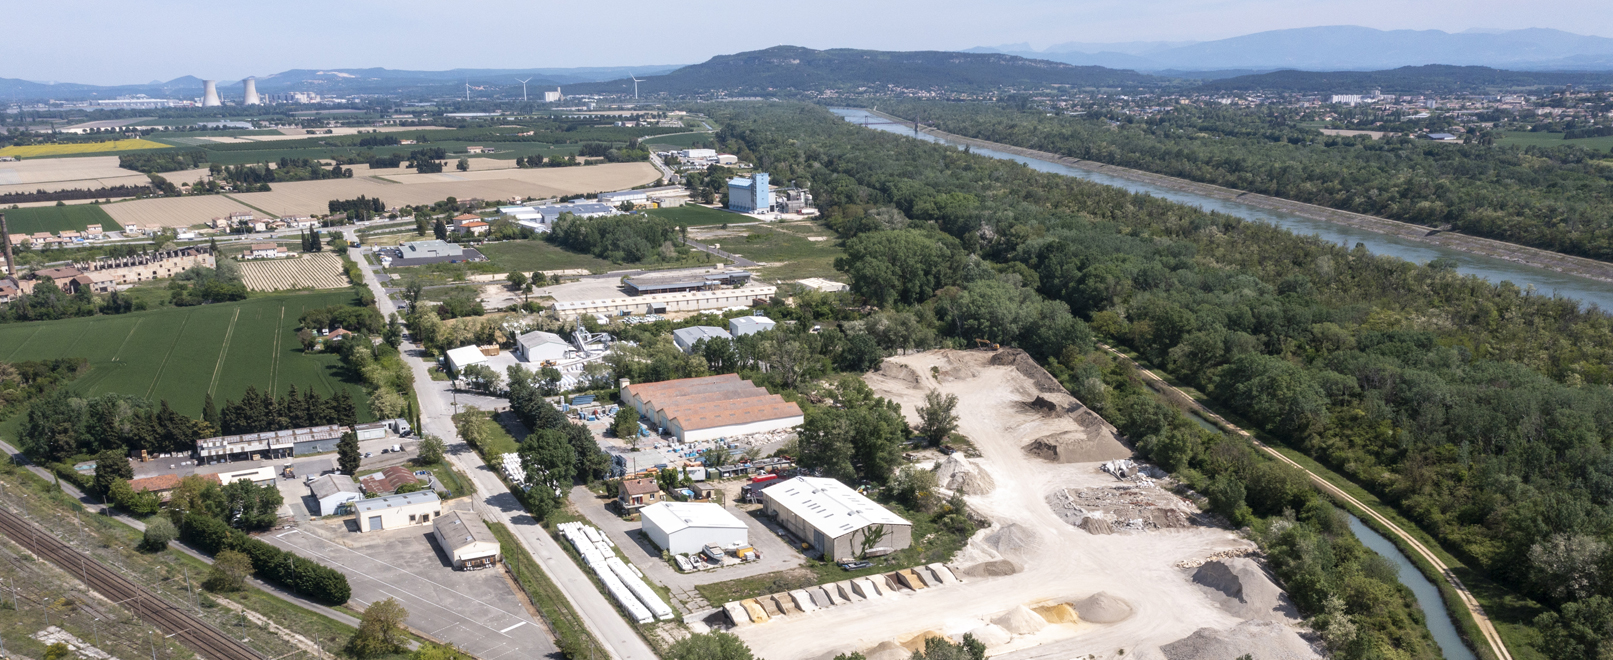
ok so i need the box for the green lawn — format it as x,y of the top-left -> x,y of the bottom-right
0,290 -> 372,418
644,204 -> 741,227
721,226 -> 845,281
1499,130 -> 1613,151
477,240 -> 620,274
1,204 -> 121,234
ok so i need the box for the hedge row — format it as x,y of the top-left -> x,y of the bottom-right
182,512 -> 351,605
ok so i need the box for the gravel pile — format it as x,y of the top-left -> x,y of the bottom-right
864,641 -> 909,660
1189,558 -> 1300,622
935,454 -> 996,495
956,559 -> 1020,577
992,606 -> 1050,635
958,624 -> 1013,647
1074,592 -> 1134,623
1023,429 -> 1133,463
1159,620 -> 1322,660
984,523 -> 1040,559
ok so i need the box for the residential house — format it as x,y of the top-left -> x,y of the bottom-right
618,477 -> 664,511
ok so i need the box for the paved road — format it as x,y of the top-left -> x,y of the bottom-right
1097,343 -> 1513,660
346,234 -> 658,660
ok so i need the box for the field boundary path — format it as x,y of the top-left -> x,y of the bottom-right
1095,342 -> 1513,660
209,308 -> 242,395
345,234 -> 658,660
865,108 -> 1613,285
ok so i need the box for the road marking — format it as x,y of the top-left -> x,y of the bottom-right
498,622 -> 526,633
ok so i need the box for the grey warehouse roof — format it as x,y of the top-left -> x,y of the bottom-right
433,510 -> 497,552
673,326 -> 731,345
353,490 -> 440,514
310,474 -> 360,500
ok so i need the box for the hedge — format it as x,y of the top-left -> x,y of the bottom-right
182,513 -> 351,605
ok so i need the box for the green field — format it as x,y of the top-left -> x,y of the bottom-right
1,204 -> 120,234
197,141 -> 580,166
644,204 -> 741,226
1499,130 -> 1613,150
642,132 -> 718,149
476,240 -> 619,273
0,291 -> 372,419
722,225 -> 845,280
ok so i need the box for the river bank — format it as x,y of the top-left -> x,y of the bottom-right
861,108 -> 1613,286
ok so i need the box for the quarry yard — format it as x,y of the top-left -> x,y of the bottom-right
730,350 -> 1319,660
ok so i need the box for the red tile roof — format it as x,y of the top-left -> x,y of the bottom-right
129,474 -> 181,493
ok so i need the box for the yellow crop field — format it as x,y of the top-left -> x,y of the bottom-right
0,139 -> 170,158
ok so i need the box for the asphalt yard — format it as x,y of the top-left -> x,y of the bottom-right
265,514 -> 556,660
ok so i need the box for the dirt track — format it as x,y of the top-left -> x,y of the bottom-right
732,350 -> 1271,660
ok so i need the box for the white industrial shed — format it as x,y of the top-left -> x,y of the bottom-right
432,510 -> 502,569
728,315 -> 775,337
639,502 -> 749,555
763,476 -> 912,562
672,326 -> 731,353
354,491 -> 442,533
445,345 -> 488,375
516,330 -> 571,363
309,474 -> 363,516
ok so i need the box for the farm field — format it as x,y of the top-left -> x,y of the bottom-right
0,290 -> 371,419
465,240 -> 618,274
717,225 -> 844,281
239,252 -> 350,291
195,142 -> 579,167
644,204 -> 740,226
0,139 -> 169,158
642,132 -> 717,149
101,194 -> 264,228
0,155 -> 147,191
0,204 -> 120,234
1499,130 -> 1613,150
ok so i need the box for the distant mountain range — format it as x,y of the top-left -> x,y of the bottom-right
971,26 -> 1613,72
1196,65 -> 1613,94
0,65 -> 683,101
566,46 -> 1158,97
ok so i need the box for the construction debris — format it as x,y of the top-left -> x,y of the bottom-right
1048,483 -> 1196,534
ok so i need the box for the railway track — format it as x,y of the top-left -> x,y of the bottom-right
0,506 -> 264,660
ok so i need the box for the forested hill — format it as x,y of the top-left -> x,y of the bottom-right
571,46 -> 1162,97
1195,65 -> 1613,94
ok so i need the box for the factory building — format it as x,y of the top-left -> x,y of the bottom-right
762,476 -> 912,562
551,285 -> 776,319
672,326 -> 731,353
516,330 -> 572,363
621,374 -> 803,442
728,315 -> 775,337
354,491 -> 442,532
727,173 -> 771,213
432,510 -> 501,569
639,502 -> 749,555
623,270 -> 752,296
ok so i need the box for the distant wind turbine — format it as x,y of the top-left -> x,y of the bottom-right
629,72 -> 642,100
516,78 -> 531,101
465,80 -> 470,101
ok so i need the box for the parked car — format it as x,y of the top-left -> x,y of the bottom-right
839,560 -> 873,571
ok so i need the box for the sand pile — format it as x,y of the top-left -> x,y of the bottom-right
956,559 -> 1019,577
1074,592 -> 1134,623
1189,558 -> 1300,622
958,624 -> 1012,647
988,348 -> 1067,394
1024,429 -> 1133,463
1160,620 -> 1322,660
874,361 -> 924,387
935,454 -> 996,495
1031,603 -> 1080,624
984,523 -> 1039,559
864,641 -> 909,660
993,606 -> 1050,635
900,631 -> 946,653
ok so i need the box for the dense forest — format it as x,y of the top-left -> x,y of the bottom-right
547,212 -> 679,263
700,101 -> 1613,659
871,100 -> 1613,263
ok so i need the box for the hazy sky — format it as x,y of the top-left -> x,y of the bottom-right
9,0 -> 1613,85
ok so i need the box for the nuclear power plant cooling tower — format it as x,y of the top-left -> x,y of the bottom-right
202,80 -> 221,107
242,77 -> 260,105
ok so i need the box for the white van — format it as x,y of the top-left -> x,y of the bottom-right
391,444 -> 403,453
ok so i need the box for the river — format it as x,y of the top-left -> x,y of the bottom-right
833,107 -> 1489,658
832,107 -> 1613,312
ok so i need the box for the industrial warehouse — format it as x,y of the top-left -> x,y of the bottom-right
638,501 -> 750,555
432,509 -> 502,569
762,476 -> 912,561
620,374 -> 804,442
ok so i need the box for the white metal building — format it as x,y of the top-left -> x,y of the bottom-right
728,315 -> 775,337
215,466 -> 277,487
354,491 -> 442,532
309,474 -> 363,516
432,510 -> 502,569
445,345 -> 488,375
762,477 -> 912,561
639,502 -> 749,555
516,330 -> 572,363
551,285 -> 777,319
672,326 -> 731,353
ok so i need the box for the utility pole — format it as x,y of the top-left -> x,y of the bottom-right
184,567 -> 197,612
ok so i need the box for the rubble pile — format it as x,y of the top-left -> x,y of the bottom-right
1048,483 -> 1196,534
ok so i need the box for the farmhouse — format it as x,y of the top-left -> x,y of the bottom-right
354,490 -> 441,532
309,474 -> 363,515
762,476 -> 912,562
639,501 -> 749,555
73,247 -> 215,285
31,266 -> 82,289
69,272 -> 117,294
432,510 -> 501,569
245,243 -> 289,259
127,474 -> 182,501
621,374 -> 803,442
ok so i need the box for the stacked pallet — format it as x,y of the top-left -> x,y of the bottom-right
557,521 -> 674,622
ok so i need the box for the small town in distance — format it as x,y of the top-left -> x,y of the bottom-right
9,9 -> 1613,660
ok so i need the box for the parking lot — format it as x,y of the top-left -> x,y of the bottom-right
265,511 -> 556,660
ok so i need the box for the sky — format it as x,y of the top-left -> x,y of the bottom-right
8,0 -> 1613,85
